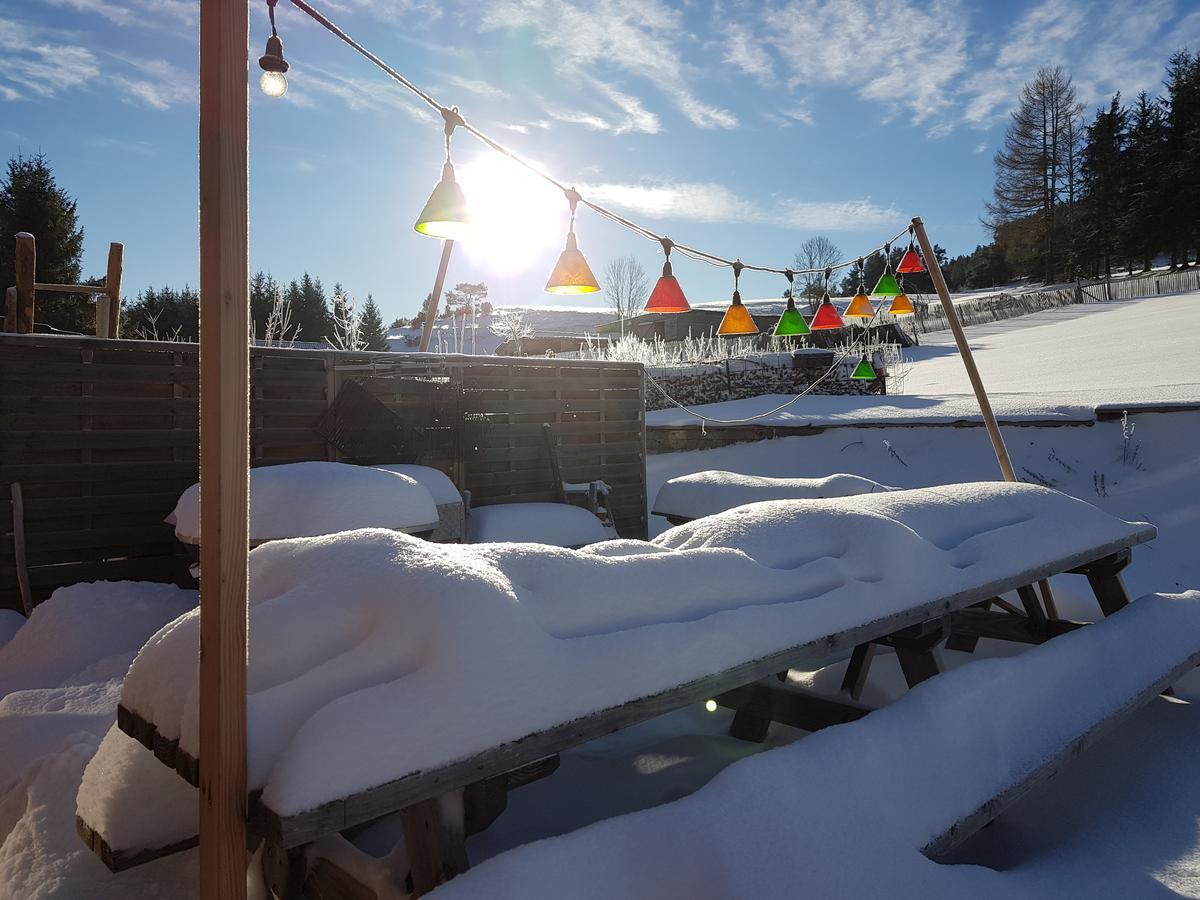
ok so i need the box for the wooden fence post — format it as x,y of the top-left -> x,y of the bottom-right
106,242 -> 124,337
14,232 -> 35,334
198,0 -> 249,895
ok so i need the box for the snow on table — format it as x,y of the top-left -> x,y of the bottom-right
108,483 -> 1151,828
433,591 -> 1200,900
653,471 -> 892,522
467,502 -> 615,547
167,461 -> 440,545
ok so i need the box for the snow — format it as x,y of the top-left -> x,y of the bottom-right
0,582 -> 199,899
373,464 -> 463,505
112,483 -> 1150,822
168,461 -> 440,544
437,591 -> 1200,900
652,471 -> 892,520
0,609 -> 25,648
466,502 -> 615,546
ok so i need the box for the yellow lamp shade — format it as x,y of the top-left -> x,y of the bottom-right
717,292 -> 758,335
843,291 -> 875,319
414,161 -> 471,240
545,232 -> 600,294
888,292 -> 915,316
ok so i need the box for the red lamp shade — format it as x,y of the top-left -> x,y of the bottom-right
897,249 -> 925,273
644,260 -> 690,313
810,295 -> 845,330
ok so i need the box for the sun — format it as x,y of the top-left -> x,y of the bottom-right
454,153 -> 568,276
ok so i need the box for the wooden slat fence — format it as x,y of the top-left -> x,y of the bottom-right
0,335 -> 646,611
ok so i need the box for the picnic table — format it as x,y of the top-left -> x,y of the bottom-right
77,482 -> 1175,898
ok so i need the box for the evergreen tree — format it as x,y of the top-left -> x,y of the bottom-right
1079,94 -> 1128,277
360,294 -> 388,351
122,286 -> 200,341
249,271 -> 281,340
0,153 -> 88,332
293,273 -> 330,342
1162,50 -> 1200,266
1122,92 -> 1169,272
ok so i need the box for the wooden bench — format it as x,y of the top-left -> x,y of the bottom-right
81,512 -> 1156,898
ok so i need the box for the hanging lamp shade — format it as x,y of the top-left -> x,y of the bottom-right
414,161 -> 471,240
871,272 -> 901,296
774,300 -> 811,336
810,294 -> 845,330
844,290 -> 875,319
850,356 -> 878,380
644,259 -> 690,313
717,291 -> 758,336
888,292 -> 915,316
545,231 -> 600,294
897,248 -> 925,273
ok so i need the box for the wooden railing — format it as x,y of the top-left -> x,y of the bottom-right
4,232 -> 124,336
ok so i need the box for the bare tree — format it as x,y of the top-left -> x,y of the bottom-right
327,285 -> 364,351
261,285 -> 299,347
987,66 -> 1084,281
793,236 -> 841,311
602,255 -> 649,333
489,309 -> 534,354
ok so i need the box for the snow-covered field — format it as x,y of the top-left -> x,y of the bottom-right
0,292 -> 1197,898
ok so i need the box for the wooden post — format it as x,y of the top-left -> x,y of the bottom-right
418,239 -> 454,352
198,0 -> 249,896
912,217 -> 1058,619
95,296 -> 111,338
4,287 -> 15,333
105,242 -> 124,337
14,232 -> 35,334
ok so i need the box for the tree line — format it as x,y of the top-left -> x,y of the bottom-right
954,50 -> 1200,288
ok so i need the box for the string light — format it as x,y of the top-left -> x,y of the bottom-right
897,225 -> 926,273
774,270 -> 811,337
810,267 -> 846,330
844,259 -> 875,320
258,0 -> 290,98
888,277 -> 916,317
871,243 -> 902,297
717,261 -> 758,336
644,238 -> 691,313
850,355 -> 878,380
545,188 -> 600,294
414,106 -> 471,240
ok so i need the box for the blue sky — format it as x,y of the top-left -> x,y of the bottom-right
3,0 -> 1199,322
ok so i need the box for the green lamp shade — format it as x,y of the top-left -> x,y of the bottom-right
810,296 -> 845,330
844,291 -> 875,319
414,162 -> 471,240
897,249 -> 925,273
717,293 -> 758,335
644,262 -> 690,313
850,356 -> 878,380
871,272 -> 901,297
774,306 -> 811,336
545,232 -> 601,294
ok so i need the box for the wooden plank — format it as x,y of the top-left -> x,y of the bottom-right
198,0 -> 250,891
399,795 -> 469,896
246,534 -> 1153,848
76,814 -> 199,874
105,242 -> 123,337
14,233 -> 35,334
716,682 -> 874,733
923,645 -> 1200,858
10,483 -> 32,615
4,286 -> 15,332
33,282 -> 104,295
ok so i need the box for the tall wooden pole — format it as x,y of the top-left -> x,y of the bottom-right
13,232 -> 35,334
198,0 -> 249,894
105,242 -> 124,338
912,216 -> 1058,618
418,239 -> 454,352
911,217 -> 1015,480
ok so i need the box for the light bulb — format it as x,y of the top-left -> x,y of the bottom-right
704,699 -> 718,713
260,69 -> 288,98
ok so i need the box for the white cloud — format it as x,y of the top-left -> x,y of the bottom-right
722,22 -> 774,83
0,20 -> 100,99
974,142 -> 988,153
286,62 -> 436,123
480,0 -> 737,130
577,179 -> 903,231
41,0 -> 198,30
443,74 -> 509,101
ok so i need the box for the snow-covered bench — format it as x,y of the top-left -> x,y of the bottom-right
78,483 -> 1162,897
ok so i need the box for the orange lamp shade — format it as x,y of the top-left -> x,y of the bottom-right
810,295 -> 845,330
717,292 -> 758,335
644,260 -> 690,313
897,249 -> 925,273
888,292 -> 915,316
844,291 -> 875,319
545,231 -> 600,294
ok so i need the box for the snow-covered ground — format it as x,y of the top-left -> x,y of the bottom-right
1,293 -> 1198,898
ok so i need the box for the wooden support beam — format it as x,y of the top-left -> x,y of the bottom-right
105,242 -> 123,337
719,682 -> 874,736
32,282 -> 105,295
418,240 -> 454,352
4,286 -> 15,332
399,795 -> 469,897
198,0 -> 250,896
839,642 -> 876,700
948,609 -> 1086,646
14,232 -> 35,334
10,483 -> 32,615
